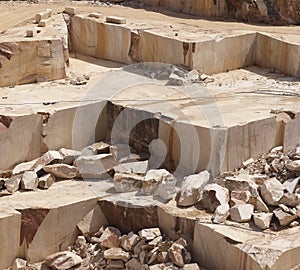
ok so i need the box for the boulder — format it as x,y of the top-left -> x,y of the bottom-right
225,176 -> 255,193
43,164 -> 79,179
183,264 -> 201,270
168,243 -> 191,267
21,171 -> 38,190
81,142 -> 110,156
176,170 -> 210,207
114,173 -> 144,192
253,213 -> 273,229
230,204 -> 254,222
286,160 -> 300,172
121,231 -> 140,251
11,258 -> 27,270
157,173 -> 177,201
45,251 -> 83,270
213,203 -> 230,224
114,160 -> 148,175
279,193 -> 300,207
12,159 -> 37,175
230,190 -> 251,203
201,184 -> 229,212
33,150 -> 62,173
74,154 -> 117,178
261,178 -> 285,206
125,258 -> 143,270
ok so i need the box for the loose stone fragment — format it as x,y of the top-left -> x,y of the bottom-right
283,177 -> 300,193
114,173 -> 144,192
5,174 -> 22,193
230,190 -> 251,203
139,228 -> 161,241
12,159 -> 37,175
201,184 -> 229,212
273,208 -> 297,227
59,148 -> 81,165
38,173 -> 55,189
43,164 -> 79,179
121,231 -> 140,251
183,263 -> 201,270
230,204 -> 254,222
168,243 -> 191,267
106,16 -> 126,24
261,178 -> 285,206
21,171 -> 38,190
45,251 -> 83,270
176,170 -> 210,207
104,248 -> 130,262
11,258 -> 27,270
253,212 -> 273,229
88,12 -> 102,19
279,192 -> 300,207
99,226 -> 121,248
33,150 -> 62,173
213,203 -> 230,223
64,7 -> 77,16
286,160 -> 300,172
114,160 -> 148,175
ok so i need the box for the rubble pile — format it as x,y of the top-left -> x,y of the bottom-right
176,145 -> 300,230
10,227 -> 200,270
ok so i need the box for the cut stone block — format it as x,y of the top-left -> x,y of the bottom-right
230,204 -> 254,222
114,160 -> 148,175
45,251 -> 83,269
177,170 -> 210,207
106,16 -> 126,24
88,12 -> 102,19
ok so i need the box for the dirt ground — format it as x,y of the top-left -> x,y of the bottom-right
1,1 -> 300,35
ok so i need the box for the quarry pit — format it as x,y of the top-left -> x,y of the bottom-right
0,1 -> 300,270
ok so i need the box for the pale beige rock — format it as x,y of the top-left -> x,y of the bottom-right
104,248 -> 130,261
99,227 -> 121,248
45,251 -> 83,270
11,258 -> 27,270
149,236 -> 163,246
231,190 -> 251,203
43,164 -> 79,179
225,176 -> 255,193
88,12 -> 102,19
25,29 -> 36,38
183,263 -> 201,270
279,193 -> 300,207
168,243 -> 191,267
106,16 -> 126,24
249,188 -> 269,213
38,19 -> 47,27
114,173 -> 144,192
58,148 -> 81,165
177,170 -> 210,207
139,228 -> 161,241
82,141 -> 110,155
121,231 -> 140,251
157,251 -> 168,263
64,7 -> 77,16
125,258 -> 142,270
290,221 -> 299,228
283,177 -> 300,194
12,159 -> 37,175
213,203 -> 230,224
107,259 -> 125,268
74,154 -> 116,178
35,9 -> 52,23
201,184 -> 229,212
5,175 -> 21,193
253,212 -> 273,230
157,173 -> 177,201
230,204 -> 254,222
21,171 -> 38,190
261,178 -> 285,206
38,174 -> 55,189
114,160 -> 148,175
273,208 -> 297,227
33,150 -> 62,173
286,160 -> 300,172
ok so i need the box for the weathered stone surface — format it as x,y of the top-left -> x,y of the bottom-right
139,228 -> 161,241
114,160 -> 148,175
230,190 -> 251,203
273,208 -> 297,227
58,148 -> 81,165
253,212 -> 273,230
99,226 -> 121,248
43,164 -> 79,179
230,204 -> 254,222
213,203 -> 230,224
35,9 -> 52,23
168,243 -> 191,267
5,174 -> 21,193
11,258 -> 27,270
64,7 -> 77,16
279,193 -> 300,207
121,231 -> 140,251
261,178 -> 285,206
38,174 -> 55,189
33,150 -> 62,173
88,12 -> 102,19
157,173 -> 177,201
45,251 -> 83,270
21,171 -> 38,190
177,170 -> 210,207
201,184 -> 229,212
104,247 -> 130,261
74,154 -> 116,178
114,173 -> 144,192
